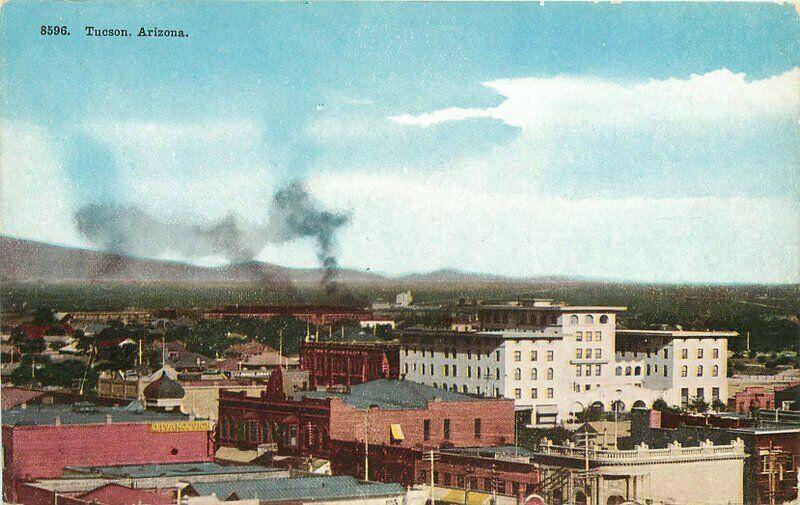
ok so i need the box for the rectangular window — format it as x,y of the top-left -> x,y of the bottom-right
443,365 -> 449,376
404,363 -> 409,375
467,366 -> 472,378
546,388 -> 554,399
713,348 -> 719,359
575,331 -> 582,341
663,349 -> 669,359
586,348 -> 592,359
496,351 -> 501,361
423,419 -> 430,441
477,367 -> 481,378
697,387 -> 705,399
681,388 -> 689,408
531,388 -> 537,399
585,365 -> 592,377
467,350 -> 472,359
514,351 -> 521,362
514,388 -> 521,399
530,350 -> 538,361
595,364 -> 601,376
712,387 -> 720,402
681,349 -> 688,359
474,418 -> 481,438
664,366 -> 668,377
585,384 -> 591,391
596,331 -> 602,342
452,365 -> 457,377
697,348 -> 704,359
586,331 -> 592,342
595,349 -> 602,358
576,349 -> 583,359
646,364 -> 650,376
495,369 -> 501,380
443,419 -> 451,440
547,350 -> 554,361
576,365 -> 582,376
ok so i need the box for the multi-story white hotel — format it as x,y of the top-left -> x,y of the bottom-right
398,300 -> 735,425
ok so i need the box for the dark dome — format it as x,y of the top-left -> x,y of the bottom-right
143,373 -> 184,400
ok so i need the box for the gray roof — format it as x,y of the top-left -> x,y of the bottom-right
64,462 -> 280,479
1,403 -> 202,426
442,445 -> 536,458
298,379 -> 478,410
188,476 -> 405,502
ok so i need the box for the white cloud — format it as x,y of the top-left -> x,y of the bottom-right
390,68 -> 800,130
307,171 -> 800,283
0,122 -> 83,246
84,119 -> 276,222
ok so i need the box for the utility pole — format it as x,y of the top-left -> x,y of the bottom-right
363,409 -> 369,481
426,449 -> 438,505
279,328 -> 284,367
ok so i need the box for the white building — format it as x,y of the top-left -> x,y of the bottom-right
399,300 -> 734,425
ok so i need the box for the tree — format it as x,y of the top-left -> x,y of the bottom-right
711,399 -> 727,412
690,397 -> 709,414
33,307 -> 55,324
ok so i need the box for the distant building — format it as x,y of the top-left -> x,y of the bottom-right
731,386 -> 775,413
299,341 -> 400,388
203,305 -> 373,326
775,383 -> 800,411
399,299 -> 733,425
396,291 -> 413,307
1,403 -> 214,502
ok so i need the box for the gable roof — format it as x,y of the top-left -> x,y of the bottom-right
77,483 -> 173,505
1,387 -> 46,410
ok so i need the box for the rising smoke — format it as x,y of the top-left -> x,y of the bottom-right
74,182 -> 351,292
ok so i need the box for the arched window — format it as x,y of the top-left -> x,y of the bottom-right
451,384 -> 458,392
433,383 -> 438,388
712,365 -> 719,377
462,385 -> 468,394
599,315 -> 609,324
615,366 -> 622,376
531,368 -> 538,380
585,315 -> 594,324
634,366 -> 641,376
697,365 -> 703,377
570,315 -> 579,325
546,368 -> 554,380
514,368 -> 521,380
680,366 -> 688,377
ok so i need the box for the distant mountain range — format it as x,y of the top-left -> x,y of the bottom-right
0,236 -> 583,286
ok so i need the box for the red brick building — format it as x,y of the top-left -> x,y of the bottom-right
218,368 -> 517,487
1,404 -> 214,502
299,341 -> 400,387
730,386 -> 775,413
204,305 -> 373,325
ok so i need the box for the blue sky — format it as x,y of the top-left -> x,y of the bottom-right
1,1 -> 798,283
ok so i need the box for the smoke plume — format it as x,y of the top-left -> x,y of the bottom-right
74,182 -> 350,292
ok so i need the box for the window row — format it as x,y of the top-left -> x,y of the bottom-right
680,348 -> 721,360
680,365 -> 719,377
431,383 -> 501,397
575,364 -> 602,377
513,368 -> 554,381
569,314 -> 610,325
615,365 -> 669,378
574,331 -> 602,342
512,350 -> 555,362
575,348 -> 602,359
405,348 -> 502,360
419,469 -> 536,497
514,387 -> 554,400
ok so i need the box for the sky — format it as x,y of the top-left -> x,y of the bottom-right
1,1 -> 798,283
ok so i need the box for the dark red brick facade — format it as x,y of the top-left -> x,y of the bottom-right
299,341 -> 400,388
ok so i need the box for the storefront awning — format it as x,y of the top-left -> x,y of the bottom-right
390,423 -> 405,441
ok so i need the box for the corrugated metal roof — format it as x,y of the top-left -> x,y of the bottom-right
65,461 -> 279,478
299,379 -> 476,410
188,476 -> 404,502
2,403 -> 203,426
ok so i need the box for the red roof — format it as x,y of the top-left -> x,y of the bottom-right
77,484 -> 174,505
1,386 -> 46,409
19,325 -> 48,339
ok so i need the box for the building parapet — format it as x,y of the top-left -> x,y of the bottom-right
534,437 -> 746,465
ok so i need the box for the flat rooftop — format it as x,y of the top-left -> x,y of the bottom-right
1,403 -> 206,427
63,462 -> 280,479
298,378 -> 487,410
187,475 -> 404,502
617,329 -> 739,338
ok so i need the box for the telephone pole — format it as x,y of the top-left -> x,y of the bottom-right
363,410 -> 369,481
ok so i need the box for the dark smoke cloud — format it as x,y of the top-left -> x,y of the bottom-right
267,182 -> 350,294
74,182 -> 350,292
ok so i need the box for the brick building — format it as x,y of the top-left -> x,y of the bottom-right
203,305 -> 373,326
1,403 -> 214,502
299,340 -> 400,387
218,368 -> 516,487
730,386 -> 775,413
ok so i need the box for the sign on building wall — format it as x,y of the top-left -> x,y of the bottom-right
149,421 -> 212,433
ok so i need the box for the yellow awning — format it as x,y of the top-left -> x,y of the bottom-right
390,423 -> 405,441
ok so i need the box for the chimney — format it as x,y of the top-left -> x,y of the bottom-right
20,403 -> 26,410
106,414 -> 113,424
55,416 -> 61,426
